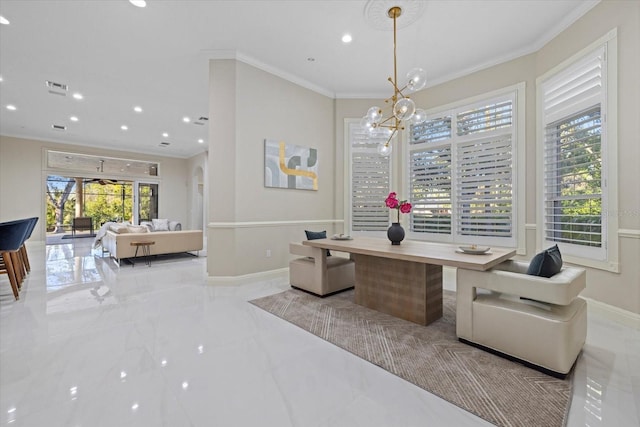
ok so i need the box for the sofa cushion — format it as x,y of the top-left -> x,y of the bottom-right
305,230 -> 330,256
109,224 -> 129,234
152,218 -> 170,231
127,225 -> 148,233
527,244 -> 563,278
140,221 -> 154,232
169,220 -> 182,231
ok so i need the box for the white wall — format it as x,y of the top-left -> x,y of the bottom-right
0,135 -> 191,241
207,60 -> 336,277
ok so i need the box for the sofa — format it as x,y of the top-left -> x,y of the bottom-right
101,224 -> 203,265
456,259 -> 587,377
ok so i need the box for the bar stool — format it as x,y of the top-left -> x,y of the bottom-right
0,219 -> 32,300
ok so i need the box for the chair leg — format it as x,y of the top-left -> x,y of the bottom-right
9,251 -> 24,289
20,244 -> 31,273
17,248 -> 27,278
1,252 -> 20,300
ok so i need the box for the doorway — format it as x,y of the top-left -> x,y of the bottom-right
136,182 -> 159,223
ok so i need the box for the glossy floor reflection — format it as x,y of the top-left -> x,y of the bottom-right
1,240 -> 638,426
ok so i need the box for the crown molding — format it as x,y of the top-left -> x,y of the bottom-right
201,49 -> 336,99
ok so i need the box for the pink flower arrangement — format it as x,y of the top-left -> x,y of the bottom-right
385,192 -> 412,222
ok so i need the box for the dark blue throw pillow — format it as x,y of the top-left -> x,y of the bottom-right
305,230 -> 330,256
526,244 -> 562,278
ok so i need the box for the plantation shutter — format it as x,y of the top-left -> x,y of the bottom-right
457,100 -> 512,136
542,48 -> 603,125
411,116 -> 452,144
408,92 -> 517,246
542,46 -> 604,250
456,136 -> 513,237
350,123 -> 391,231
410,147 -> 452,234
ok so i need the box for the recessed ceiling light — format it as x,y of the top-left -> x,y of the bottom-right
6,105 -> 16,111
129,0 -> 146,7
72,93 -> 83,100
342,34 -> 353,43
198,139 -> 204,144
70,116 -> 79,122
182,116 -> 191,123
134,106 -> 143,113
121,125 -> 128,130
0,16 -> 9,25
162,132 -> 169,138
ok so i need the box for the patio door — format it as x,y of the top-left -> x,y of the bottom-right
136,182 -> 159,223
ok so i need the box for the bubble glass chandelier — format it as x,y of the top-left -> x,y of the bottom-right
360,6 -> 427,156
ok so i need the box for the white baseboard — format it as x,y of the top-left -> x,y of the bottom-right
208,268 -> 288,286
583,297 -> 640,330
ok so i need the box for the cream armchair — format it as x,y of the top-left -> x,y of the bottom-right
456,260 -> 587,377
289,243 -> 355,297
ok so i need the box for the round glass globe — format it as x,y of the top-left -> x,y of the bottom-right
370,126 -> 392,140
411,108 -> 427,125
360,116 -> 374,131
406,68 -> 427,92
377,143 -> 393,156
367,106 -> 382,124
393,98 -> 416,121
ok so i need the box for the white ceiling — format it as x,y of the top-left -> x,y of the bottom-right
0,0 -> 599,159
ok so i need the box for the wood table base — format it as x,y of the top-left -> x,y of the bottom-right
353,254 -> 443,326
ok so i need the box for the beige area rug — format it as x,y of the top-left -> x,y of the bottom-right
250,288 -> 573,427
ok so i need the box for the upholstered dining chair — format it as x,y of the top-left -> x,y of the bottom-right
0,218 -> 33,300
456,259 -> 587,377
289,242 -> 355,297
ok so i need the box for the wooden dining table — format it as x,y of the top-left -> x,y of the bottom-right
304,237 -> 516,326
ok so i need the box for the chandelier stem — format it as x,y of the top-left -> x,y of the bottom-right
392,7 -> 398,102
363,5 -> 425,157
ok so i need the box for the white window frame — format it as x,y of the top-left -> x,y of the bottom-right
404,83 -> 526,252
536,29 -> 619,272
344,119 -> 393,236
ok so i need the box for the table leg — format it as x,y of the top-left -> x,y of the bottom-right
353,254 -> 443,326
144,245 -> 151,266
131,245 -> 139,267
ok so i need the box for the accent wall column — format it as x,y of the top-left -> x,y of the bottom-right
207,59 -> 238,277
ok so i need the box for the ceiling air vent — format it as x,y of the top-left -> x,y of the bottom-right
46,80 -> 68,96
194,116 -> 209,125
51,124 -> 67,131
159,141 -> 170,147
46,80 -> 68,91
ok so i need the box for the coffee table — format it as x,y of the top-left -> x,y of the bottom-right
304,237 -> 515,326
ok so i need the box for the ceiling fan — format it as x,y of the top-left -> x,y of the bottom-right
84,178 -> 120,185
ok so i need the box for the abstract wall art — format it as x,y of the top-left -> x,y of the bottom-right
264,139 -> 318,190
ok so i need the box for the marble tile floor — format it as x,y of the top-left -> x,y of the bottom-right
0,240 -> 638,427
